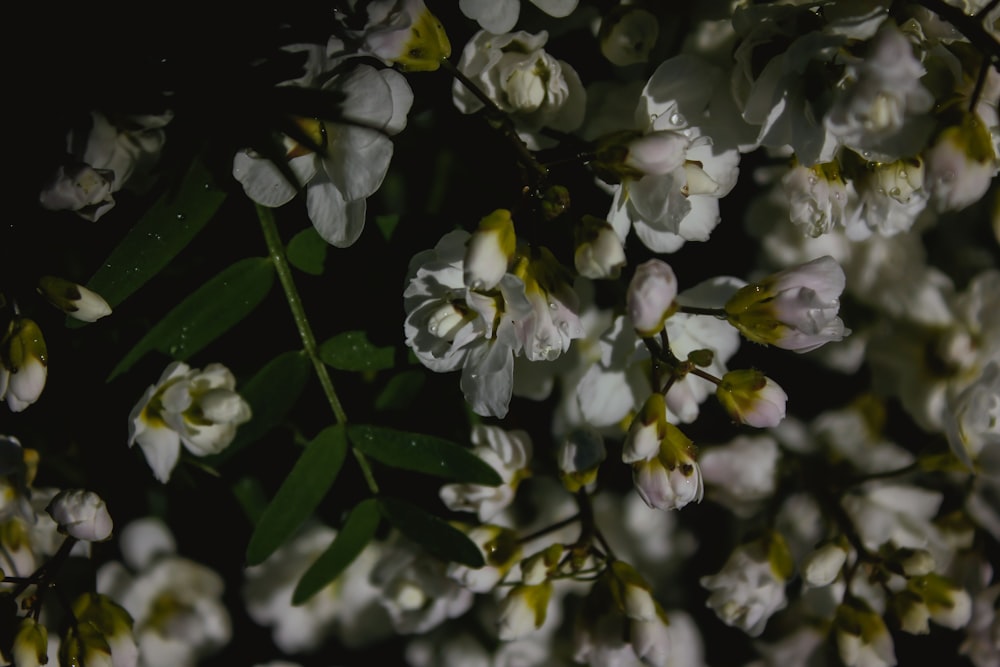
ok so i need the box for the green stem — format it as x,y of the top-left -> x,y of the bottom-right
256,204 -> 379,494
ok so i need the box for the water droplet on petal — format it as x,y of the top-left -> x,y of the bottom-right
176,213 -> 186,221
669,112 -> 685,126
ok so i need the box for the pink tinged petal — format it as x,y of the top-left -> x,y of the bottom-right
232,152 -> 316,207
306,182 -> 367,248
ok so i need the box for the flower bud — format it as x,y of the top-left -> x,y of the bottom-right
925,110 -> 997,212
12,617 -> 48,667
574,216 -> 626,280
520,544 -> 563,586
464,209 -> 516,291
447,524 -> 520,593
724,256 -> 849,353
909,574 -> 973,630
73,592 -> 138,667
622,393 -> 668,463
834,600 -> 896,667
1,317 -> 48,412
558,426 -> 606,492
609,561 -> 660,622
801,543 -> 847,588
716,369 -> 788,428
627,259 -> 678,337
592,130 -> 690,182
38,275 -> 112,322
599,6 -> 659,66
497,582 -> 553,640
46,489 -> 113,542
632,424 -> 703,511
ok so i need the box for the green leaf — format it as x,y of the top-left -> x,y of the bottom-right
347,425 -> 501,486
374,370 -> 426,412
107,257 -> 274,380
292,499 -> 380,605
211,350 -> 311,463
70,156 -> 227,326
245,425 -> 348,566
378,496 -> 483,567
286,227 -> 328,276
319,331 -> 394,372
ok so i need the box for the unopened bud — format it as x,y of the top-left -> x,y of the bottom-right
46,489 -> 114,542
627,259 -> 678,337
716,369 -> 788,428
802,543 -> 847,587
12,617 -> 48,667
1,317 -> 48,412
464,209 -> 516,291
38,275 -> 112,322
497,582 -> 553,640
574,215 -> 626,279
592,129 -> 690,183
558,426 -> 606,492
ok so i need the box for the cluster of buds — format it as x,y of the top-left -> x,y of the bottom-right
623,394 -> 703,511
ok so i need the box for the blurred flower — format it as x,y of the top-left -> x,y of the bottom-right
945,361 -> 1000,476
497,582 -> 553,640
458,0 -> 578,40
10,617 -> 48,667
699,435 -> 781,517
574,215 -> 626,280
834,599 -> 896,667
128,361 -> 252,483
599,6 -> 659,66
97,518 -> 230,667
244,523 -> 390,652
700,533 -> 792,636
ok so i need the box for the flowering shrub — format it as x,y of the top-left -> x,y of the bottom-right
3,2 -> 1000,666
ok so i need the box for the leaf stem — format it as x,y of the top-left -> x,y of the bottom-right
677,305 -> 727,318
256,204 -> 379,494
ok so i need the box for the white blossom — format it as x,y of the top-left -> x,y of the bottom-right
128,361 -> 251,483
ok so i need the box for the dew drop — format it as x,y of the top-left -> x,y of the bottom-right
548,301 -> 557,310
669,112 -> 685,126
889,187 -> 901,197
469,279 -> 484,291
176,213 -> 186,221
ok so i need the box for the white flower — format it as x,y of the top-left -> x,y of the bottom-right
97,519 -> 231,667
40,111 -> 172,221
234,64 -> 413,247
331,0 -> 451,72
45,489 -> 113,542
497,583 -> 552,641
243,524 -> 390,652
725,255 -> 849,353
403,230 -> 526,417
452,30 -> 585,149
440,424 -> 532,522
128,361 -> 252,483
924,110 -> 998,213
700,535 -> 791,636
